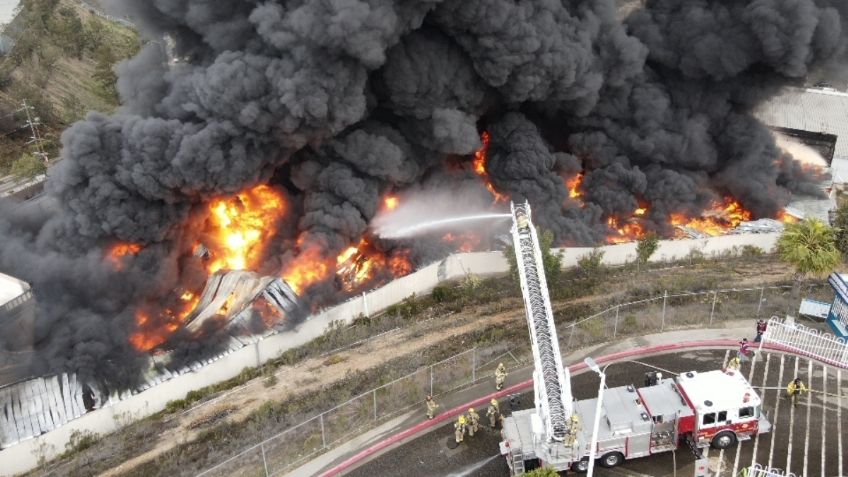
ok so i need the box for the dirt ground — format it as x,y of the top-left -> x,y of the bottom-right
31,255 -> 804,477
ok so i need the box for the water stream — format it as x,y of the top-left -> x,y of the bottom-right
378,213 -> 512,239
444,454 -> 499,477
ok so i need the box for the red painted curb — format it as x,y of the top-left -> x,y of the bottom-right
319,338 -> 787,477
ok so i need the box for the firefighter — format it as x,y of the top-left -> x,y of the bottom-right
495,362 -> 507,390
455,415 -> 467,443
738,338 -> 751,361
487,398 -> 500,428
566,413 -> 581,445
467,407 -> 480,436
755,319 -> 767,342
786,378 -> 808,406
726,356 -> 741,371
425,395 -> 438,419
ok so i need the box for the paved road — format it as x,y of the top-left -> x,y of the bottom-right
346,349 -> 848,477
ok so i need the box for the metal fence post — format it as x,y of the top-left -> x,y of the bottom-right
472,348 -> 477,382
320,413 -> 327,448
757,287 -> 765,316
709,290 -> 718,326
261,443 -> 269,477
430,365 -> 434,396
661,290 -> 667,332
568,323 -> 575,349
613,305 -> 619,338
373,389 -> 378,421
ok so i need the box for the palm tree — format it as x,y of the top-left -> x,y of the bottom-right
776,218 -> 841,323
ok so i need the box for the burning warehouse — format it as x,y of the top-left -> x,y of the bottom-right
0,0 -> 846,448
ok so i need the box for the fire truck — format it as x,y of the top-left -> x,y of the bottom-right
499,202 -> 771,474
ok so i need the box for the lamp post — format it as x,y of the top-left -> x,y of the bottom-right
584,357 -> 607,477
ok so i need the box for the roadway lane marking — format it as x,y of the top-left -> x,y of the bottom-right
715,350 -> 731,477
838,369 -> 843,477
785,357 -> 799,473
820,365 -> 827,477
731,350 -> 761,477
750,352 -> 770,468
802,359 -> 812,476
767,353 -> 786,469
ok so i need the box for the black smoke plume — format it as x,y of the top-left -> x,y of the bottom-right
0,0 -> 844,385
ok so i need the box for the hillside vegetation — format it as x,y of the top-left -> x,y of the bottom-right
0,0 -> 139,175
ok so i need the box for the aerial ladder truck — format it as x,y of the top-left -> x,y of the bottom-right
499,202 -> 771,474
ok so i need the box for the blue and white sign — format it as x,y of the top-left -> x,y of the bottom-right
826,273 -> 848,339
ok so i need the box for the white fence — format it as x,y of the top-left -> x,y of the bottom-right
762,318 -> 848,368
0,232 -> 783,476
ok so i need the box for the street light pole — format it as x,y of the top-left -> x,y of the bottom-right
584,357 -> 606,477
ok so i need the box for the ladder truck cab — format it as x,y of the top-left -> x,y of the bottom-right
499,202 -> 771,475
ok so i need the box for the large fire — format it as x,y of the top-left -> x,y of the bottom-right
335,238 -> 414,292
567,173 -> 584,199
281,242 -> 334,295
129,291 -> 201,352
670,198 -> 752,236
205,184 -> 286,274
472,131 -> 508,202
106,242 -> 142,270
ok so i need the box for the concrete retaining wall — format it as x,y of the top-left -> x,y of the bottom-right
0,232 -> 779,475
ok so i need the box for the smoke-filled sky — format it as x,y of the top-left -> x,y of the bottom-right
0,0 -> 845,386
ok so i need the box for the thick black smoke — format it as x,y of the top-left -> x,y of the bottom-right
0,0 -> 844,385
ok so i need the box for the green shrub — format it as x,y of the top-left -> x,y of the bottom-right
577,248 -> 605,277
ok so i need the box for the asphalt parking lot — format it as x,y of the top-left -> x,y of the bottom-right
346,349 -> 847,477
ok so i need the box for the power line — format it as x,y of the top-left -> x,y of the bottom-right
18,99 -> 48,168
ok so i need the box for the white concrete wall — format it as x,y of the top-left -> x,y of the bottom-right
0,232 -> 780,475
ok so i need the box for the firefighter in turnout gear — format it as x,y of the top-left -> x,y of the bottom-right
566,413 -> 581,445
786,378 -> 808,406
467,408 -> 480,436
487,398 -> 500,428
726,356 -> 741,371
455,415 -> 467,443
425,395 -> 438,419
495,362 -> 507,390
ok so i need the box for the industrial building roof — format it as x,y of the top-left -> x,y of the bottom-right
0,272 -> 29,307
755,87 -> 848,160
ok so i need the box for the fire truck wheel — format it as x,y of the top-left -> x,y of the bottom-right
571,457 -> 589,472
711,431 -> 737,449
599,451 -> 624,468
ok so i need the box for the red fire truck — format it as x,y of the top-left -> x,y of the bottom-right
499,202 -> 771,474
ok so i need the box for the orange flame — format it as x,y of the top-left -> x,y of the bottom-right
384,195 -> 399,211
670,198 -> 752,236
472,132 -> 508,202
205,184 -> 285,274
606,215 -> 648,244
778,210 -> 799,223
129,290 -> 201,352
567,173 -> 584,199
282,243 -> 333,295
442,232 -> 482,253
106,242 -> 142,270
335,239 -> 414,292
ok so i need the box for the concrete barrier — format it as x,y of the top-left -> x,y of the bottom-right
0,232 -> 780,475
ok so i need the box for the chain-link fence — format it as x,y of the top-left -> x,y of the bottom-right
196,346 -> 522,477
197,283 -> 827,476
559,284 -> 825,351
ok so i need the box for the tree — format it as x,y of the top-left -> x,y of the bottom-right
10,152 -> 46,179
777,219 -> 841,322
505,227 -> 563,286
636,232 -> 659,265
832,202 -> 848,257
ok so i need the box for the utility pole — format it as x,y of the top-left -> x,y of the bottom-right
18,99 -> 48,171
